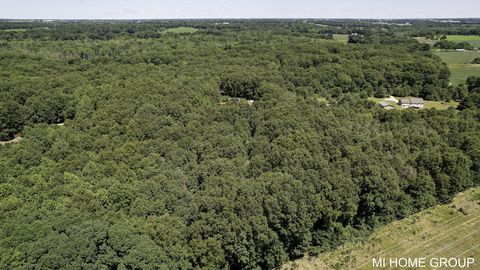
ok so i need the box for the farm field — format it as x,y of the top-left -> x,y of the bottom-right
434,50 -> 480,64
284,187 -> 480,270
448,65 -> 480,85
333,34 -> 349,43
433,51 -> 480,85
162,27 -> 199,34
416,35 -> 480,49
447,35 -> 480,48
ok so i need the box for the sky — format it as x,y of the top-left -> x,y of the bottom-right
0,0 -> 478,19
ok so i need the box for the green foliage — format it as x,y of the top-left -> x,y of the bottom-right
471,57 -> 480,64
458,76 -> 480,110
433,40 -> 474,50
0,20 -> 479,270
220,73 -> 262,100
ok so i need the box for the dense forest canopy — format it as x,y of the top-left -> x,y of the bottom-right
0,20 -> 479,269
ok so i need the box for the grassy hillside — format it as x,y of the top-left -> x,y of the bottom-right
284,187 -> 480,270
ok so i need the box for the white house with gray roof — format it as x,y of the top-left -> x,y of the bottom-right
398,97 -> 424,109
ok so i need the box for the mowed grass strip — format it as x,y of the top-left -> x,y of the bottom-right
283,188 -> 480,270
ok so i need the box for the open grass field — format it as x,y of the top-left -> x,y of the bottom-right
333,34 -> 349,43
0,28 -> 28,32
448,65 -> 480,85
416,35 -> 480,49
284,187 -> 480,270
446,35 -> 480,48
434,51 -> 480,64
433,51 -> 480,85
447,35 -> 480,41
424,100 -> 459,110
161,27 -> 199,34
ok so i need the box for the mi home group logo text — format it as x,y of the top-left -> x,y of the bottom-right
372,257 -> 475,268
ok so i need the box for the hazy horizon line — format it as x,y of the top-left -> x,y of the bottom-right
1,17 -> 479,21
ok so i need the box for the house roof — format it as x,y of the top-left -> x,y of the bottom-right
399,98 -> 410,104
399,97 -> 424,105
410,97 -> 424,104
379,101 -> 391,107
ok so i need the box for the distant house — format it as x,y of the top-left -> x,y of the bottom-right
456,49 -> 466,52
379,101 -> 394,110
398,97 -> 425,109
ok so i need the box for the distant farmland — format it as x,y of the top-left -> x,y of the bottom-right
416,35 -> 480,49
446,35 -> 480,49
433,51 -> 480,85
162,27 -> 199,34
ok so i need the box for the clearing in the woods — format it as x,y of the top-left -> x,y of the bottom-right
332,34 -> 349,43
162,27 -> 199,34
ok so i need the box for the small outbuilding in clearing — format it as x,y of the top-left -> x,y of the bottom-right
378,101 -> 394,110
